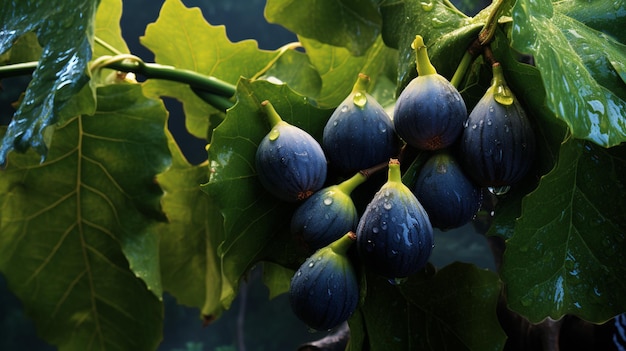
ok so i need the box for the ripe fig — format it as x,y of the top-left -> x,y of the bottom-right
356,159 -> 433,279
460,63 -> 536,187
393,35 -> 467,150
291,172 -> 367,250
413,151 -> 482,230
289,232 -> 359,331
255,100 -> 327,202
323,73 -> 399,174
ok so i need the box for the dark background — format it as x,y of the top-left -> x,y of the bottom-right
0,1 -> 495,350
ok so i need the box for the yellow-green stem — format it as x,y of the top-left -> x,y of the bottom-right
412,35 -> 437,76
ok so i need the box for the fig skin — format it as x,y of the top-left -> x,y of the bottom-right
289,232 -> 359,331
291,172 -> 366,250
323,73 -> 399,175
413,151 -> 482,230
356,159 -> 434,279
255,100 -> 327,202
460,63 -> 536,187
393,35 -> 466,150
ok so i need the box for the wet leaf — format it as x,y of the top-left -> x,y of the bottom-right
0,0 -> 99,164
265,0 -> 382,56
140,0 -> 276,139
511,0 -> 626,147
257,48 -> 323,99
349,263 -> 506,351
555,0 -> 626,44
0,84 -> 169,350
202,79 -> 332,307
502,138 -> 626,323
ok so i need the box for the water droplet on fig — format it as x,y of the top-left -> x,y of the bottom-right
323,197 -> 333,205
308,261 -> 315,268
383,201 -> 393,210
372,227 -> 379,234
495,85 -> 514,105
488,185 -> 511,195
340,105 -> 349,113
269,129 -> 280,141
353,92 -> 367,107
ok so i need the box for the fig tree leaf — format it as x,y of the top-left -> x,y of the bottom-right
0,32 -> 41,65
262,262 -> 295,300
156,131 -> 226,319
0,0 -> 99,164
265,0 -> 382,56
299,35 -> 397,108
0,84 -> 169,350
256,48 -> 323,99
140,0 -> 276,139
94,0 -> 129,57
202,79 -> 332,308
511,0 -> 626,147
502,137 -> 626,323
555,0 -> 626,44
349,263 -> 506,351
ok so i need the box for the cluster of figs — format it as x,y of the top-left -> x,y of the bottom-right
254,35 -> 536,331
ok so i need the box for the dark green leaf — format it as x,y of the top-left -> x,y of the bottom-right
511,0 -> 626,147
257,48 -> 323,99
502,138 -> 626,323
0,84 -> 169,350
349,263 -> 506,351
555,0 -> 626,44
202,79 -> 333,307
0,0 -> 99,164
140,0 -> 277,139
265,0 -> 382,56
156,131 -> 227,318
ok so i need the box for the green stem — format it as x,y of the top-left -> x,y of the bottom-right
94,36 -> 124,56
260,100 -> 283,127
251,41 -> 302,81
449,50 -> 475,89
191,87 -> 235,112
0,61 -> 38,78
351,73 -> 371,93
412,35 -> 437,76
442,0 -> 469,17
479,0 -> 508,45
336,172 -> 368,195
387,158 -> 402,183
328,231 -> 356,255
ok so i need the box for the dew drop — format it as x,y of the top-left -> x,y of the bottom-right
495,85 -> 514,105
372,227 -> 379,234
463,119 -> 469,128
340,105 -> 349,113
520,295 -> 533,307
323,197 -> 333,205
381,221 -> 388,230
488,185 -> 511,195
308,261 -> 315,268
296,271 -> 302,276
388,277 -> 407,285
471,123 -> 478,130
488,106 -> 495,113
353,92 -> 367,107
365,240 -> 375,252
383,201 -> 393,210
269,129 -> 280,141
486,118 -> 493,126
391,249 -> 398,256
378,121 -> 387,133
420,0 -> 434,11
333,120 -> 338,126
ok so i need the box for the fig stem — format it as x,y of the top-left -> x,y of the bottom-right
336,172 -> 368,195
260,100 -> 284,127
387,158 -> 402,183
328,231 -> 357,255
352,73 -> 371,93
412,35 -> 437,76
449,50 -> 475,89
490,63 -> 515,105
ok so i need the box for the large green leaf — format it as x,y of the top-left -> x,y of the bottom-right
0,0 -> 99,164
140,0 -> 277,139
202,79 -> 333,307
0,84 -> 169,350
349,263 -> 506,351
156,132 -> 227,319
265,0 -> 382,56
94,0 -> 129,57
555,0 -> 626,44
511,0 -> 626,147
300,35 -> 397,108
502,138 -> 626,323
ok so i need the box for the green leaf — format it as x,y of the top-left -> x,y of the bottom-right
265,0 -> 382,56
140,0 -> 277,139
0,84 -> 169,350
202,78 -> 332,307
511,0 -> 626,147
349,263 -> 506,351
94,0 -> 129,56
262,262 -> 295,300
257,47 -> 323,99
300,35 -> 397,108
555,0 -> 626,44
156,131 -> 227,318
0,32 -> 42,66
502,138 -> 626,323
0,0 -> 99,164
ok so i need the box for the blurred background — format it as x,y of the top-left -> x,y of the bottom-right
0,0 -> 493,350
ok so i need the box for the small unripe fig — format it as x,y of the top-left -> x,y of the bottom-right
460,63 -> 536,187
356,159 -> 434,279
255,100 -> 327,202
289,232 -> 359,331
393,35 -> 467,150
413,151 -> 482,230
323,73 -> 399,174
291,172 -> 367,250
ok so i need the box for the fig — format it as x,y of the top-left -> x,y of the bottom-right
289,232 -> 359,331
413,151 -> 482,230
356,159 -> 433,279
460,63 -> 536,187
323,73 -> 399,174
393,35 -> 467,150
255,100 -> 327,202
291,172 -> 367,250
